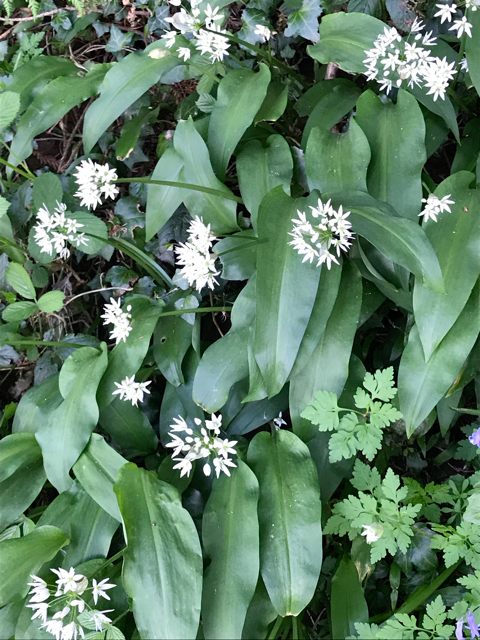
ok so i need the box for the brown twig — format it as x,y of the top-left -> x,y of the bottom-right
0,6 -> 78,21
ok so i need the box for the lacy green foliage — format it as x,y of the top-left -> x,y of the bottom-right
301,367 -> 402,462
431,521 -> 480,570
352,596 -> 455,640
324,460 -> 421,562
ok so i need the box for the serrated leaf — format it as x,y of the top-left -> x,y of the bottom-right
350,459 -> 381,492
196,92 -> 216,114
6,263 -> 36,300
37,291 -> 65,313
363,367 -> 396,401
2,301 -> 38,322
354,388 -> 370,409
300,390 -> 340,431
0,92 -> 20,132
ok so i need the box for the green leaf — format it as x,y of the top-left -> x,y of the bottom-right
409,83 -> 459,143
99,398 -> 158,456
37,291 -> 65,314
363,367 -> 397,402
290,260 -> 362,442
247,430 -> 322,617
6,263 -> 36,300
254,82 -> 289,123
348,0 -> 381,16
236,135 -> 293,231
413,172 -> 480,360
153,316 -> 192,387
0,92 -> 20,132
327,191 -> 444,294
97,298 -> 164,410
215,229 -> 257,281
12,373 -> 63,434
301,390 -> 341,431
399,280 -> 480,436
0,525 -> 68,607
306,119 -> 371,193
331,556 -> 369,640
284,0 -> 322,41
73,434 -> 127,522
173,118 -> 239,235
32,172 -> 63,213
114,463 -> 202,639
466,10 -> 480,103
208,64 -> 271,180
117,106 -> 159,161
241,578 -> 278,640
2,301 -> 38,322
307,12 -> 384,73
83,46 -> 179,154
202,460 -> 260,639
355,89 -> 426,221
9,65 -> 110,167
145,148 -> 184,241
36,344 -> 108,492
0,197 -> 25,264
254,188 -> 321,396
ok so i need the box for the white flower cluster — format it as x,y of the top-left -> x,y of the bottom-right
74,160 -> 119,211
27,568 -> 115,640
363,20 -> 457,100
162,1 -> 230,63
288,198 -> 354,269
112,375 -> 152,405
167,414 -> 237,478
361,523 -> 384,544
435,3 -> 474,36
101,297 -> 133,344
254,24 -> 272,42
34,202 -> 89,260
175,216 -> 220,291
419,193 -> 455,222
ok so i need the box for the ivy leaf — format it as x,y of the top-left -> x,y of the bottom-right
284,0 -> 322,42
363,366 -> 397,401
301,389 -> 340,431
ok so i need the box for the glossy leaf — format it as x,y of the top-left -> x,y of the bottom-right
153,316 -> 192,387
99,397 -> 158,456
355,89 -> 426,220
215,230 -> 257,281
466,10 -> 480,105
145,148 -> 184,241
306,119 -> 370,193
409,83 -> 459,142
331,556 -> 368,639
247,430 -> 322,617
37,291 -> 65,314
202,460 -> 260,639
2,301 -> 37,322
241,578 -> 278,640
32,172 -> 63,213
399,280 -> 480,436
0,525 -> 68,607
208,64 -> 271,179
12,373 -> 63,434
83,46 -> 179,154
36,344 -> 108,492
254,188 -> 321,397
114,463 -> 203,639
6,263 -> 36,300
413,172 -> 480,360
254,81 -> 289,123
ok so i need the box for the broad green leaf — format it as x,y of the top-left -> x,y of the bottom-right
355,89 -> 426,221
153,316 -> 192,387
215,229 -> 257,281
409,83 -> 459,142
348,0 -> 381,16
2,301 -> 37,322
174,118 -> 239,235
0,433 -> 42,481
36,344 -> 108,492
208,64 -> 271,179
37,291 -> 65,314
290,260 -> 362,442
466,10 -> 480,104
145,147 -> 184,241
331,556 -> 369,639
117,106 -> 159,161
307,12 -> 384,73
73,434 -> 127,522
254,81 -> 289,123
451,118 -> 480,174
0,92 -> 20,132
97,298 -> 164,410
73,211 -> 109,255
399,280 -> 480,436
202,460 -> 260,639
284,0 -> 322,41
254,188 -> 321,397
241,578 -> 278,640
327,191 -> 444,294
9,65 -> 109,167
12,374 -> 63,434
0,198 -> 25,264
32,172 -> 63,213
114,463 -> 202,639
247,430 -> 323,617
236,134 -> 293,230
413,172 -> 480,360
83,46 -> 179,154
0,526 -> 68,607
37,481 -> 118,567
99,398 -> 158,456
6,263 -> 36,300
227,384 -> 289,436
306,119 -> 370,193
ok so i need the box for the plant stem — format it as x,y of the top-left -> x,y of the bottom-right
114,177 -> 243,204
268,616 -> 284,640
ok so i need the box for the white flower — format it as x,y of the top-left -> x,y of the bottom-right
60,621 -> 84,640
71,600 -> 85,613
434,2 -> 457,22
466,0 -> 480,10
175,216 -> 220,291
361,523 -> 384,543
51,568 -> 86,595
177,46 -> 191,61
112,376 -> 151,406
254,24 -> 272,42
273,412 -> 287,430
195,26 -> 230,62
27,602 -> 49,624
461,55 -> 469,72
419,193 -> 455,222
33,202 -> 88,259
90,610 -> 114,632
74,160 -> 119,211
213,456 -> 236,478
53,607 -> 70,620
423,57 -> 457,101
101,298 -> 133,345
172,456 -> 194,477
162,31 -> 177,48
449,15 -> 473,37
41,619 -> 64,640
91,578 -> 116,605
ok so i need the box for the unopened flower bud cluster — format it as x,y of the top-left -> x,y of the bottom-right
289,198 -> 354,269
26,567 -> 116,640
74,159 -> 119,211
175,216 -> 220,291
34,202 -> 88,260
101,297 -> 133,345
167,414 -> 238,478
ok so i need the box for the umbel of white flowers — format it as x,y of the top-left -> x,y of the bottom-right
289,198 -> 355,269
34,202 -> 89,260
26,567 -> 116,640
73,159 -> 119,211
101,297 -> 133,345
419,193 -> 455,222
167,414 -> 238,478
112,375 -> 151,406
175,216 -> 220,291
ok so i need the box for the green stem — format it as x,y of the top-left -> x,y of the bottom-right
292,616 -> 299,640
92,549 -> 126,577
0,157 -> 35,180
0,339 -> 97,350
268,616 -> 284,640
114,177 -> 243,204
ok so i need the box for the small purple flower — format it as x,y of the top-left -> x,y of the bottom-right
468,428 -> 480,448
467,610 -> 480,640
457,618 -> 465,640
